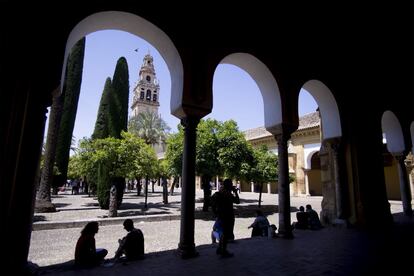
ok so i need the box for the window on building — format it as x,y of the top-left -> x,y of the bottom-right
146,90 -> 151,101
153,94 -> 157,102
140,91 -> 144,99
146,75 -> 151,82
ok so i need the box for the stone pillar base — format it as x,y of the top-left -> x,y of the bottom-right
278,231 -> 294,239
34,200 -> 56,213
177,243 -> 199,259
332,218 -> 348,228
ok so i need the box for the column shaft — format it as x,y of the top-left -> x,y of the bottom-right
178,117 -> 200,258
396,154 -> 413,216
275,133 -> 293,238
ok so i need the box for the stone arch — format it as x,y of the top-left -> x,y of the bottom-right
301,80 -> 342,139
381,110 -> 405,154
305,149 -> 320,169
219,53 -> 282,128
62,11 -> 183,117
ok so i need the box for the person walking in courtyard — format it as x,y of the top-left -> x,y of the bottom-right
211,178 -> 240,257
113,219 -> 145,262
75,221 -> 107,267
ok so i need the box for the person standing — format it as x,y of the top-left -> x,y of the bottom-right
202,175 -> 212,212
75,221 -> 107,267
210,178 -> 240,257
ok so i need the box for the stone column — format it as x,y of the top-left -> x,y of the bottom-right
251,182 -> 255,192
395,153 -> 413,216
267,182 -> 272,194
178,116 -> 200,258
330,140 -> 346,221
275,133 -> 293,239
303,169 -> 310,196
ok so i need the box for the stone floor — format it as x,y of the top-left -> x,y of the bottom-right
28,187 -> 414,275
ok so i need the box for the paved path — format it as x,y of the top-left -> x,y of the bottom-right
28,187 -> 413,275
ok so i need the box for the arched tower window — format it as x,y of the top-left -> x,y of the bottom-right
146,75 -> 151,82
140,91 -> 144,99
146,89 -> 151,101
153,94 -> 157,102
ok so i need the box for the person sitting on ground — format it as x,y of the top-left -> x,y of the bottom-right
268,224 -> 278,238
75,221 -> 107,268
114,219 -> 145,262
306,204 -> 323,230
248,209 -> 270,237
292,206 -> 309,229
211,218 -> 223,244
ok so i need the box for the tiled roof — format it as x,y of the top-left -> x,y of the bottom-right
243,111 -> 320,140
297,112 -> 320,130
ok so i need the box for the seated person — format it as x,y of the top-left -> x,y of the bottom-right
75,221 -> 107,268
268,224 -> 278,238
306,204 -> 323,230
211,218 -> 223,244
114,219 -> 145,261
292,206 -> 309,229
248,210 -> 270,237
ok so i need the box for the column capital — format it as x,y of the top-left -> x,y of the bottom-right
393,152 -> 406,162
273,132 -> 290,144
180,116 -> 200,130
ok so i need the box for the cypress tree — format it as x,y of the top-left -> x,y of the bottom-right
109,57 -> 129,138
108,57 -> 129,208
92,77 -> 112,139
95,57 -> 129,210
54,37 -> 86,186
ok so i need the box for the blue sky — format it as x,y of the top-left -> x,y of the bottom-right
50,30 -> 317,145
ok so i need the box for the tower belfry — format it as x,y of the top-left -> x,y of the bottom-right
131,53 -> 160,116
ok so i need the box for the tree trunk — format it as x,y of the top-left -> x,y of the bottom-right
144,177 -> 149,209
108,184 -> 118,217
35,87 -> 63,213
258,182 -> 263,208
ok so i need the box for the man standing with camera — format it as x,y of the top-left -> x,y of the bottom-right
210,178 -> 240,257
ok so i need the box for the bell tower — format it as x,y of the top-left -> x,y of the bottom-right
131,53 -> 160,116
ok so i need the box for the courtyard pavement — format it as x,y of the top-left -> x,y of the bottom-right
28,187 -> 414,275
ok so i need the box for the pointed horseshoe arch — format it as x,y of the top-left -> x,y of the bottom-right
63,11 -> 183,118
219,53 -> 282,128
301,80 -> 342,139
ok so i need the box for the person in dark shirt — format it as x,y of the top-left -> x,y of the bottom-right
114,219 -> 145,261
292,206 -> 309,229
210,178 -> 240,257
306,204 -> 323,230
248,209 -> 270,237
75,221 -> 107,267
